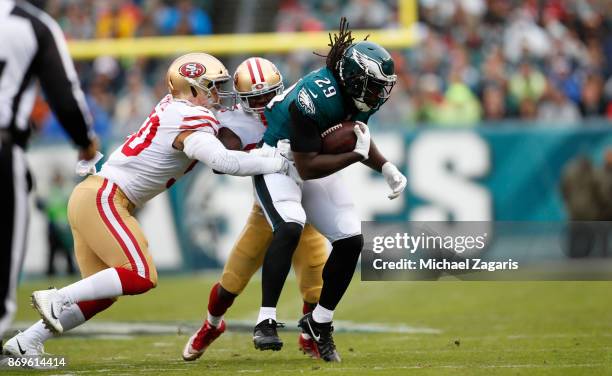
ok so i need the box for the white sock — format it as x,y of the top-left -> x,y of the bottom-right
312,304 -> 334,323
59,268 -> 123,303
22,320 -> 53,344
256,307 -> 276,324
22,304 -> 86,344
207,312 -> 223,328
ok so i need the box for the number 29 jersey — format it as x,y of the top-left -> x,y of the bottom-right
262,66 -> 376,147
98,94 -> 219,207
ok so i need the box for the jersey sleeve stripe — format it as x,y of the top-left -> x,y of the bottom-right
183,115 -> 220,124
179,123 -> 216,132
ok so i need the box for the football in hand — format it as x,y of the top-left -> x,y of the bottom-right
320,121 -> 358,154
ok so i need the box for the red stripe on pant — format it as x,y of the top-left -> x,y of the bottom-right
96,179 -> 138,274
107,185 -> 150,279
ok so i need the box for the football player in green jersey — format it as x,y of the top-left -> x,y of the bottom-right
252,18 -> 407,362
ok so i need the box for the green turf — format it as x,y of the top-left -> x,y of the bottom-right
4,274 -> 612,375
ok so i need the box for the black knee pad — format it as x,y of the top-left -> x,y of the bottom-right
274,222 -> 303,245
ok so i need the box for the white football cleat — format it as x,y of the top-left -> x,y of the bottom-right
3,332 -> 45,358
2,332 -> 55,369
31,288 -> 71,334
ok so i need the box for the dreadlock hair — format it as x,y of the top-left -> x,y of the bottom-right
314,17 -> 355,80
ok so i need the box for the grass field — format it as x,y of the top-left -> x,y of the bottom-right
3,273 -> 612,375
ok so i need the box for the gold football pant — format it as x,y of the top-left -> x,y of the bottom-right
67,175 -> 158,285
221,204 -> 328,304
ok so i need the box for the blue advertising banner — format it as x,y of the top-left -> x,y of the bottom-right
167,126 -> 612,269
22,125 -> 612,273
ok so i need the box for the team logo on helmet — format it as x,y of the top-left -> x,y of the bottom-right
351,48 -> 394,81
179,62 -> 206,78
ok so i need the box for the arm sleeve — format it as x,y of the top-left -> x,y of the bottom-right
289,101 -> 321,153
182,131 -> 283,176
33,13 -> 93,148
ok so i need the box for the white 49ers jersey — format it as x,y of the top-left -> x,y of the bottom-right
98,94 -> 218,207
216,105 -> 267,151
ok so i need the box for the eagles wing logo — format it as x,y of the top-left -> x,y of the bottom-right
298,88 -> 316,116
352,49 -> 392,81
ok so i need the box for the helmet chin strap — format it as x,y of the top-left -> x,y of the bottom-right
353,98 -> 371,112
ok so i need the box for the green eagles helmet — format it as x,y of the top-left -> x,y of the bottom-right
338,41 -> 397,111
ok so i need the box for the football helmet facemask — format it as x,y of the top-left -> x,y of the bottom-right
167,53 -> 235,109
338,41 -> 397,112
233,57 -> 283,113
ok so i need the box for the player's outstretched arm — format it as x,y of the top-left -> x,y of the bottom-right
174,130 -> 287,176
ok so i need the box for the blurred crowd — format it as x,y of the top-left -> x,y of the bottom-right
32,0 -> 612,144
46,0 -> 212,39
407,0 -> 612,126
277,0 -> 612,127
33,0 -> 213,141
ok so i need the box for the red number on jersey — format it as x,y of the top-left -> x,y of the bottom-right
121,112 -> 161,157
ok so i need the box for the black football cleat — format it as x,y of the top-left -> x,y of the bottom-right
298,313 -> 341,362
253,319 -> 284,351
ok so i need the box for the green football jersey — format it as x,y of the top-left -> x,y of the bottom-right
263,67 -> 376,147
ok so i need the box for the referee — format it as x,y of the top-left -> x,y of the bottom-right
0,0 -> 98,344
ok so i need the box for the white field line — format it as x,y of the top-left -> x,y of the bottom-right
329,363 -> 608,371
381,347 -> 609,355
254,363 -> 609,373
11,320 -> 441,337
54,363 -> 610,375
450,333 -> 612,341
506,333 -> 612,339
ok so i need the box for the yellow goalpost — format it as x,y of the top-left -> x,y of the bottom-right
67,0 -> 417,60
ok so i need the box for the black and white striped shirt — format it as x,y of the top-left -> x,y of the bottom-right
0,0 -> 93,148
